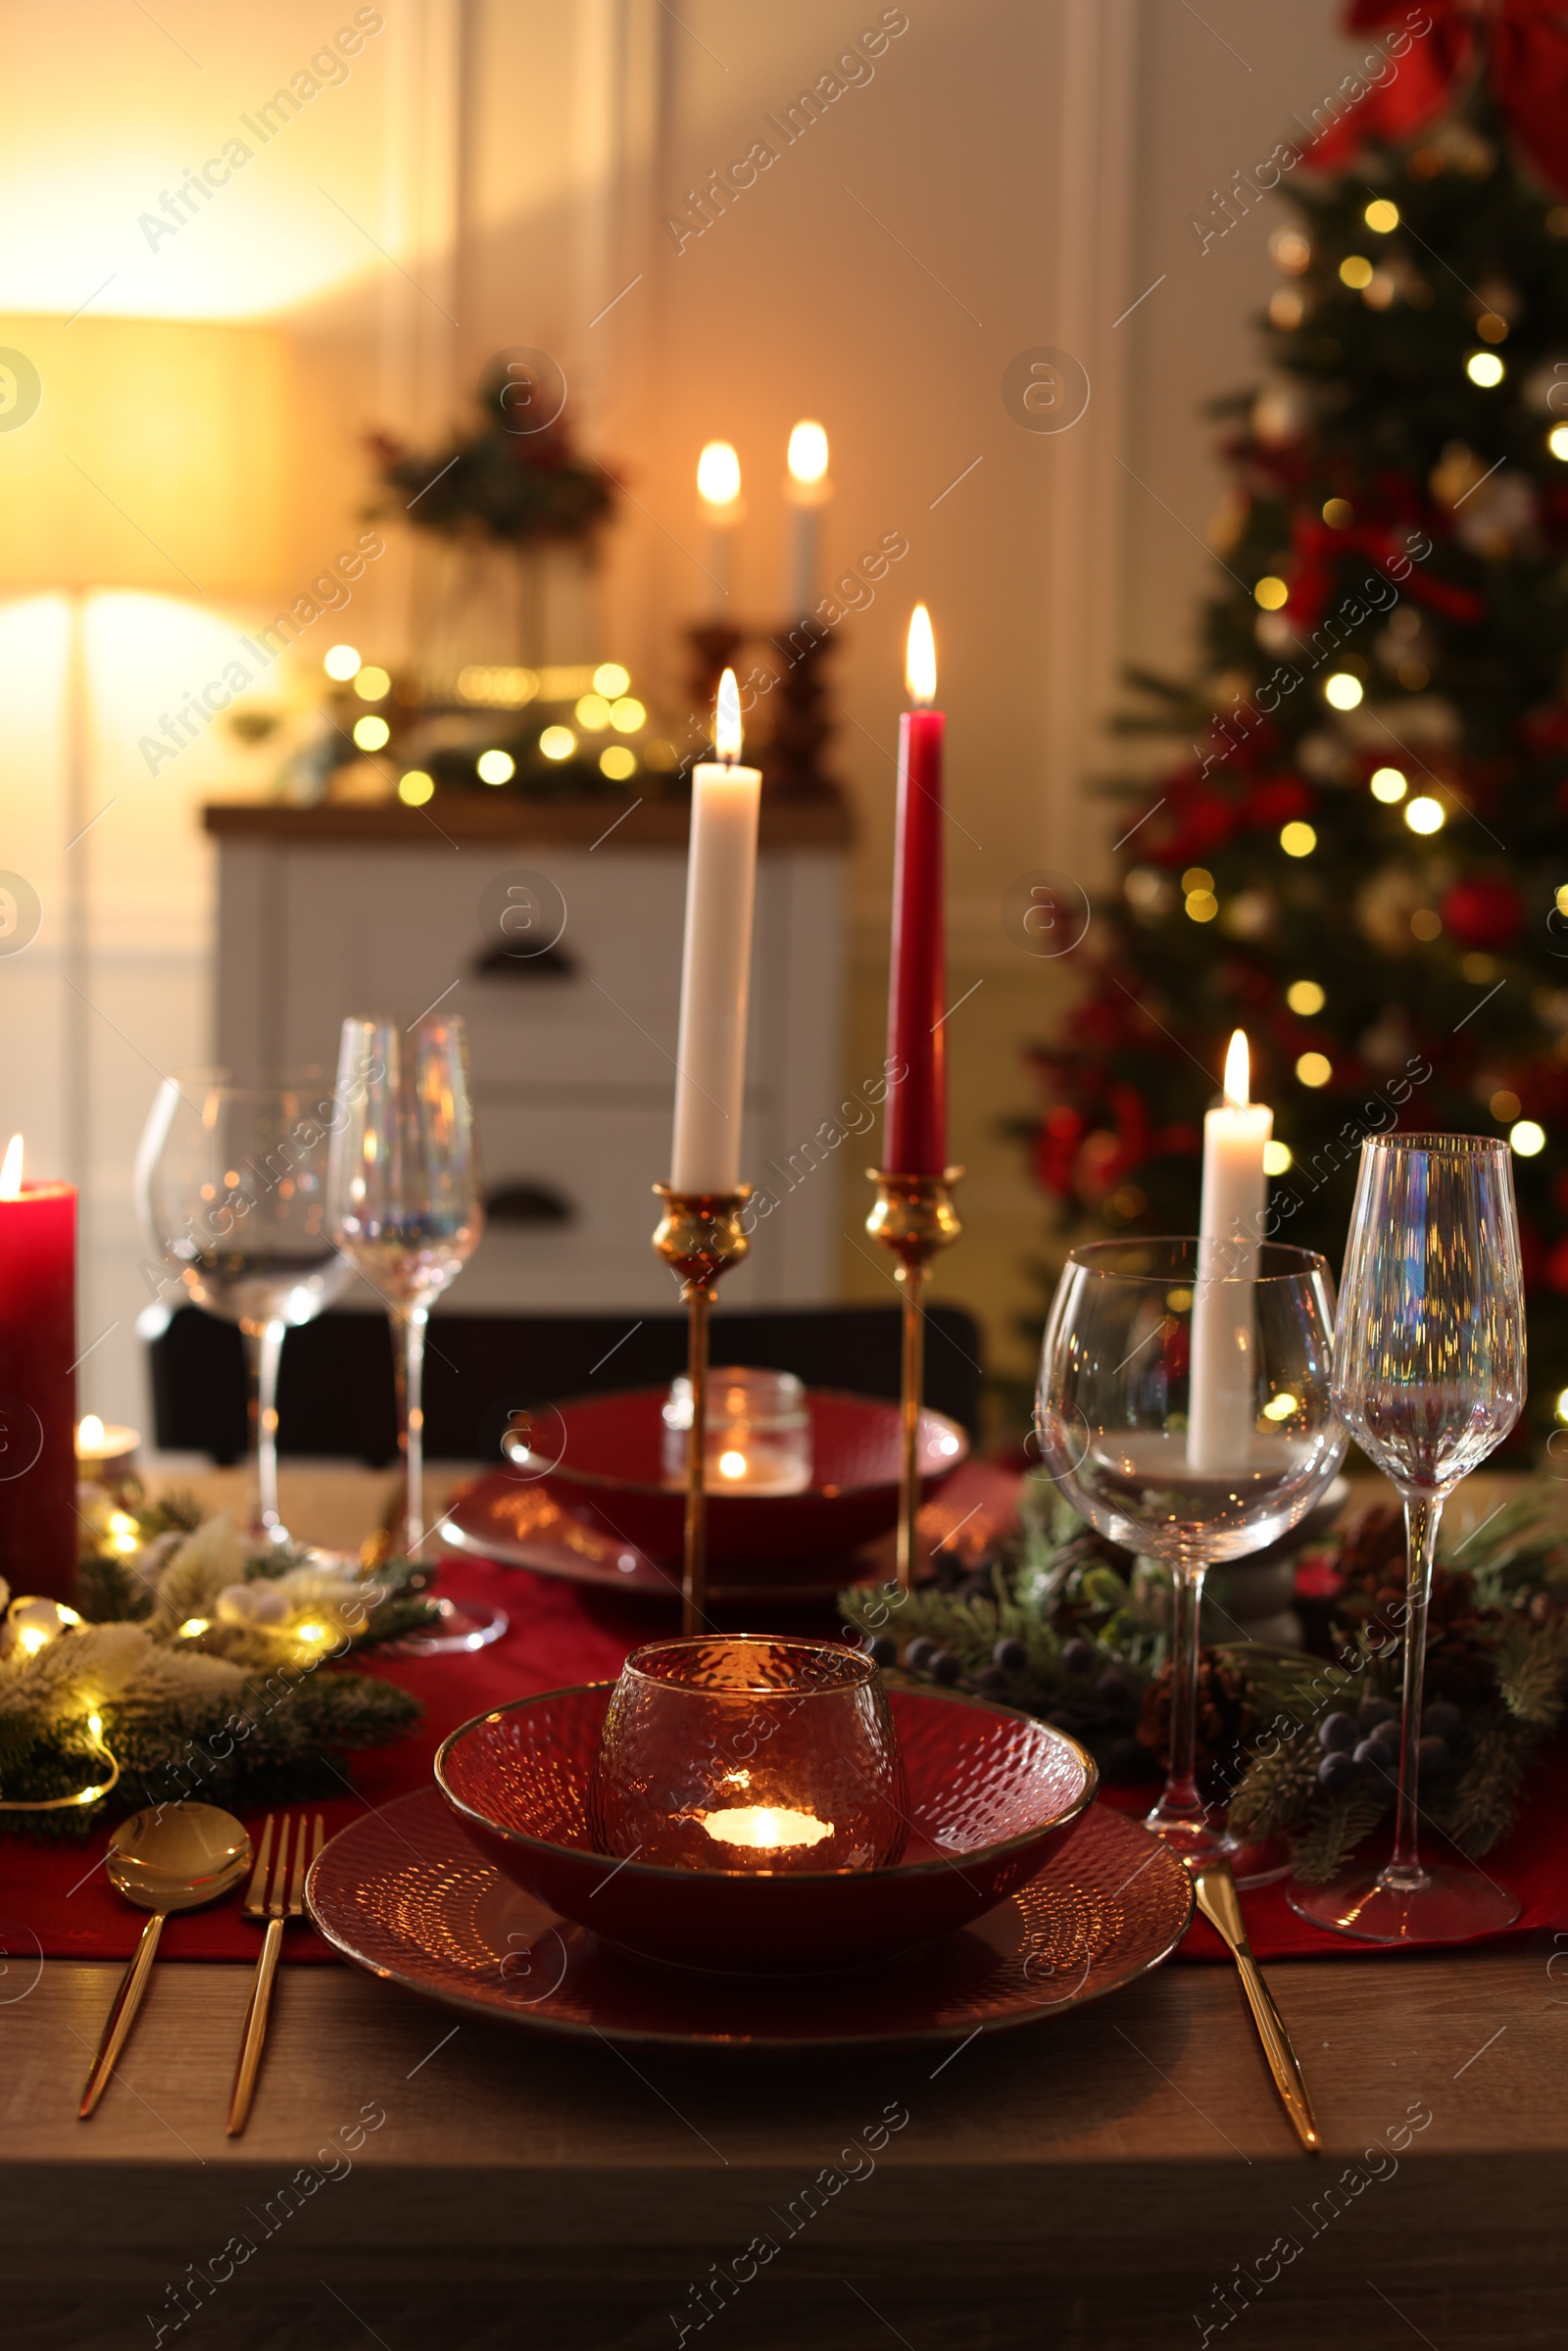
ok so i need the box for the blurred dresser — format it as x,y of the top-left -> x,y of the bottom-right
204,796 -> 852,1312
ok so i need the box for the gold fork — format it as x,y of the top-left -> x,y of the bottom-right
226,1811 -> 323,2136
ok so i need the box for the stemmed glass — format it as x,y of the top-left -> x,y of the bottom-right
1288,1134 -> 1525,1942
137,1073 -> 355,1546
1037,1239 -> 1348,1875
327,1015 -> 506,1653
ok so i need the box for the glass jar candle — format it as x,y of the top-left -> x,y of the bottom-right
661,1365 -> 812,1495
591,1636 -> 907,1874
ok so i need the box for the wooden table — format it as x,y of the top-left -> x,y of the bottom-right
7,1469 -> 1564,2350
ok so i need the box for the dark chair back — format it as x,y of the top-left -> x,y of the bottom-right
146,1303 -> 985,1466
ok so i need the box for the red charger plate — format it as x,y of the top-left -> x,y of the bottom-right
436,1683 -> 1097,1973
306,1786 -> 1193,2049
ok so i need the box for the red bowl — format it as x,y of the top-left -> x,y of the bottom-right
515,1386 -> 967,1567
435,1684 -> 1098,1973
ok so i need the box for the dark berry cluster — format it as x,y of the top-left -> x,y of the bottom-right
1314,1693 -> 1463,1792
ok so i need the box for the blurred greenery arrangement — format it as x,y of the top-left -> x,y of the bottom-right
367,357 -> 616,550
841,1478 -> 1568,1881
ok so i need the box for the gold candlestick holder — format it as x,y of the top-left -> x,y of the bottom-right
652,1183 -> 753,1633
865,1167 -> 963,1592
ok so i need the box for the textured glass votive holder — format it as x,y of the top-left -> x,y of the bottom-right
661,1365 -> 812,1494
591,1635 -> 908,1875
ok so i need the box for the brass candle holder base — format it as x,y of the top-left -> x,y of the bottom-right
865,1167 -> 963,1592
653,1183 -> 752,1633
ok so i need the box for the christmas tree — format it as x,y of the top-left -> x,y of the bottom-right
1032,4 -> 1568,1446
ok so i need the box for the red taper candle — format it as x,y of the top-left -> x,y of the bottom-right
884,605 -> 948,1172
0,1135 -> 78,1602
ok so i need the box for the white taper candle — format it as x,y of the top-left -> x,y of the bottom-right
783,418 -> 829,620
1188,1029 -> 1272,1472
670,668 -> 761,1194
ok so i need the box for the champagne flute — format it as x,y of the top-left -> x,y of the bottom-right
327,1016 -> 506,1653
1288,1133 -> 1525,1942
137,1073 -> 355,1546
1037,1239 -> 1347,1874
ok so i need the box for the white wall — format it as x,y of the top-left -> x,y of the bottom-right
0,0 -> 1362,1416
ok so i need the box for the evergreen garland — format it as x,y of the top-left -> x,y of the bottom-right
842,1477 -> 1568,1879
0,1496 -> 432,1838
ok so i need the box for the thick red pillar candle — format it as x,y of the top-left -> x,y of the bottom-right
884,611 -> 948,1173
0,1179 -> 78,1602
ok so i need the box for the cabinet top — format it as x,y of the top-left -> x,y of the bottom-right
202,792 -> 853,850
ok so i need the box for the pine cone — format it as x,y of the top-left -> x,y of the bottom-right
1137,1649 -> 1253,1767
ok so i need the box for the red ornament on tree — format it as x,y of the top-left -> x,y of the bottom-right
1440,875 -> 1525,951
1313,1 -> 1568,197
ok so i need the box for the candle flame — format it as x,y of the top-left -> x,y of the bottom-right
713,667 -> 744,762
1223,1028 -> 1250,1110
906,605 -> 936,705
78,1415 -> 106,1450
787,418 -> 829,485
696,439 -> 741,508
697,1804 -> 832,1850
0,1134 -> 22,1198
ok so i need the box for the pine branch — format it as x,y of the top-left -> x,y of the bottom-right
1227,1733 -> 1319,1839
1435,1717 -> 1535,1858
1290,1787 -> 1390,1886
1494,1618 -> 1568,1732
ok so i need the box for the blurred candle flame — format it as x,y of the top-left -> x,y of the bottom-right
77,1415 -> 105,1449
0,1133 -> 22,1198
787,418 -> 829,485
906,605 -> 937,705
697,440 -> 741,509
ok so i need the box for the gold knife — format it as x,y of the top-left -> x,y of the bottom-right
1191,1858 -> 1320,2154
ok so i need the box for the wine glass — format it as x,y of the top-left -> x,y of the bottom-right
327,1015 -> 506,1653
136,1072 -> 355,1546
1037,1239 -> 1348,1875
1288,1133 -> 1525,1942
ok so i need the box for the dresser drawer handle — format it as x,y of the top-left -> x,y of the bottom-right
472,943 -> 577,979
484,1181 -> 575,1226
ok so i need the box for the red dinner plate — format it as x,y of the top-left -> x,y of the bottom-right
306,1786 -> 1192,2049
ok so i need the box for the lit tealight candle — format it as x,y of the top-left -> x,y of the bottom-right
76,1414 -> 141,1484
1188,1030 -> 1272,1472
696,439 -> 742,615
697,1805 -> 833,1851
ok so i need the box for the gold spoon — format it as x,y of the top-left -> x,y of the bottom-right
78,1803 -> 252,2119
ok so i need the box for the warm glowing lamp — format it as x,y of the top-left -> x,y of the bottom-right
0,316 -> 292,1435
0,318 -> 291,599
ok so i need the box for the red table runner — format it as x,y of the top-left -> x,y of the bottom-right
10,1546 -> 1567,1968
